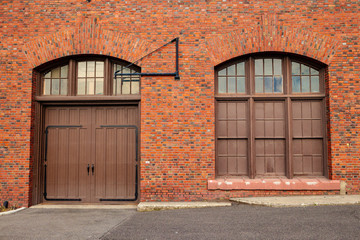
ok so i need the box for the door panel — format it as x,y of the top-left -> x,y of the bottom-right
44,106 -> 138,203
45,107 -> 91,201
93,107 -> 138,201
292,100 -> 323,176
216,101 -> 248,176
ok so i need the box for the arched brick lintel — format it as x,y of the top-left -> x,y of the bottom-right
23,18 -> 152,68
206,18 -> 341,66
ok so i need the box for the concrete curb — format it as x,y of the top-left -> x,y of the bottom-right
30,204 -> 137,209
0,207 -> 27,216
137,202 -> 232,212
230,195 -> 360,208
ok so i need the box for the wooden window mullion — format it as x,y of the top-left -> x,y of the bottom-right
285,97 -> 293,178
105,58 -> 110,95
249,97 -> 255,179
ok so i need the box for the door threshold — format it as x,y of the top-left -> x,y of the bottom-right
30,204 -> 137,209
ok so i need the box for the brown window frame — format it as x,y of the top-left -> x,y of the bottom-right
215,53 -> 328,179
35,55 -> 141,99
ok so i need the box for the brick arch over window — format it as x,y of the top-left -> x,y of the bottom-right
23,17 -> 153,68
205,15 -> 341,66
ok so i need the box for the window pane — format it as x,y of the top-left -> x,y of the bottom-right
78,78 -> 85,95
311,76 -> 319,92
61,65 -> 69,78
255,77 -> 263,93
78,62 -> 86,77
60,79 -> 67,95
87,78 -> 95,94
274,59 -> 282,75
264,59 -> 272,75
61,65 -> 68,78
292,76 -> 301,93
292,62 -> 300,75
228,77 -> 236,93
114,78 -> 122,95
228,65 -> 235,75
237,77 -> 245,93
255,59 -> 263,75
44,78 -> 51,95
52,79 -> 60,95
301,64 -> 310,75
218,68 -> 226,76
274,76 -> 283,93
95,78 -> 103,95
218,77 -> 226,93
264,76 -> 272,93
311,68 -> 319,75
87,61 -> 95,77
96,61 -> 104,77
122,82 -> 130,94
237,62 -> 245,76
45,72 -> 51,78
52,67 -> 60,78
132,81 -> 140,94
301,76 -> 310,92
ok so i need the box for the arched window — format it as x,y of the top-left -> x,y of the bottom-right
215,54 -> 326,179
40,57 -> 140,96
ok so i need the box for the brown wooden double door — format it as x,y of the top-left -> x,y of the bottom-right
44,106 -> 138,203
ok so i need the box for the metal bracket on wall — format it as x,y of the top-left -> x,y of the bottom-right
43,125 -> 83,201
114,38 -> 180,80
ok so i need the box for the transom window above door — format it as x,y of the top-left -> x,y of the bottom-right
215,54 -> 326,179
41,57 -> 140,96
216,56 -> 323,95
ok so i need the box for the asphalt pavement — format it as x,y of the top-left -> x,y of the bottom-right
0,204 -> 359,240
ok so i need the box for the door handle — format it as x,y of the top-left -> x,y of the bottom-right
87,164 -> 90,175
91,164 -> 94,175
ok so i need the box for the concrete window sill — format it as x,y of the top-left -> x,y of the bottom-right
208,177 -> 340,190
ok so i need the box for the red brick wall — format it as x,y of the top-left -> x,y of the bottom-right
0,0 -> 359,206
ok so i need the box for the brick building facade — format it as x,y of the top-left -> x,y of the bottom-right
0,0 -> 359,207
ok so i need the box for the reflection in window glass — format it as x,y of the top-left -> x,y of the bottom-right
255,59 -> 282,93
264,76 -> 272,93
292,76 -> 301,93
228,77 -> 236,93
291,61 -> 320,93
43,65 -> 68,95
274,76 -> 283,93
301,64 -> 310,75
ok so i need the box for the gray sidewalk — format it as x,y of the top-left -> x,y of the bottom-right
230,194 -> 360,207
